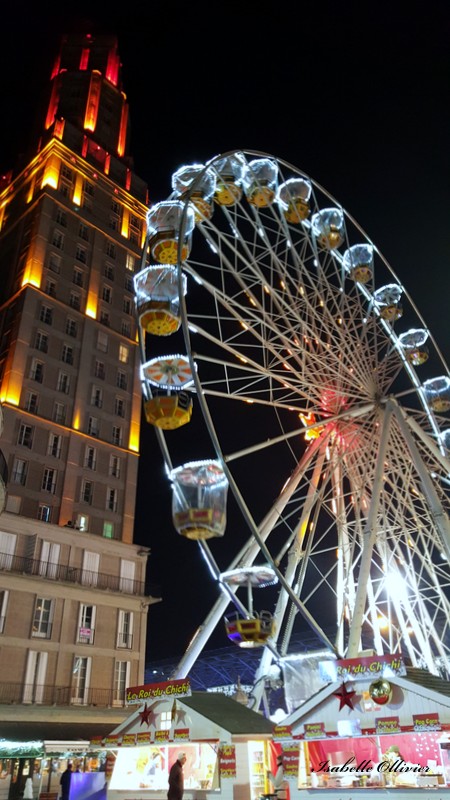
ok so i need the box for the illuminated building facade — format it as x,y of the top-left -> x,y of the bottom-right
0,33 -> 160,749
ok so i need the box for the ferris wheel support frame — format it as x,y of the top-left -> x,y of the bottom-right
347,403 -> 394,657
250,443 -> 330,708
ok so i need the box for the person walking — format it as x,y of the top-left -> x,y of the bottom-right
267,753 -> 287,800
60,763 -> 73,800
167,753 -> 186,800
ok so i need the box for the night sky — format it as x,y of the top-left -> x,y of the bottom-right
1,2 -> 450,663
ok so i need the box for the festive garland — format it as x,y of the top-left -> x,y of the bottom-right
0,740 -> 44,758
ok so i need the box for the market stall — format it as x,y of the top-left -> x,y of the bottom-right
103,680 -> 276,800
279,653 -> 450,799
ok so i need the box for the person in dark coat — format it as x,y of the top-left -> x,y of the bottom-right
167,753 -> 186,800
60,764 -> 72,800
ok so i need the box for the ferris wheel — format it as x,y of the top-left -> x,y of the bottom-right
135,150 -> 450,711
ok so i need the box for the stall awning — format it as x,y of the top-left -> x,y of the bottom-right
0,723 -> 116,757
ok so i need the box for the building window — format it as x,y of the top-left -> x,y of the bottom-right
57,372 -> 70,393
124,275 -> 133,292
69,292 -> 81,310
109,455 -> 121,478
113,661 -> 130,706
102,285 -> 112,304
87,417 -> 99,437
56,208 -> 67,227
0,590 -> 9,634
18,423 -> 34,448
112,426 -> 122,446
5,496 -> 21,514
61,344 -> 74,365
61,164 -> 73,180
105,241 -> 116,259
49,253 -> 61,273
0,532 -> 16,569
75,245 -> 87,264
84,446 -> 97,470
39,540 -> 60,580
111,200 -> 121,214
42,468 -> 57,494
25,392 -> 39,414
97,331 -> 108,352
118,344 -> 129,364
103,522 -> 114,538
76,514 -> 89,532
121,321 -> 131,338
79,223 -> 89,241
23,650 -> 48,704
117,610 -> 133,648
100,310 -> 110,327
91,387 -> 103,408
123,297 -> 132,315
66,318 -> 78,337
114,397 -> 125,418
45,278 -> 56,297
78,604 -> 96,644
52,230 -> 64,250
35,331 -> 48,353
119,559 -> 135,593
30,358 -> 44,383
116,371 -> 127,390
109,215 -> 119,231
48,433 -> 62,458
82,195 -> 92,212
106,488 -> 118,512
37,504 -> 52,523
71,655 -> 91,704
94,360 -> 105,379
104,264 -> 114,280
81,480 -> 93,504
73,268 -> 84,287
59,180 -> 71,198
84,180 -> 94,196
81,550 -> 99,587
92,390 -> 105,415
40,305 -> 53,325
53,402 -> 66,425
12,458 -> 27,485
125,254 -> 135,272
32,597 -> 54,639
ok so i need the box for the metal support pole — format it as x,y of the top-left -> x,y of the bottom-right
347,402 -> 393,657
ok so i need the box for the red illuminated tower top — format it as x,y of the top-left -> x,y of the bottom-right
44,32 -> 130,161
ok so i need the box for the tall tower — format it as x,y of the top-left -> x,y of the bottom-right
0,32 -> 160,760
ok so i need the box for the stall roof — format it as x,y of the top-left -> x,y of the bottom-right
182,691 -> 273,735
282,665 -> 450,728
403,667 -> 450,698
111,691 -> 274,738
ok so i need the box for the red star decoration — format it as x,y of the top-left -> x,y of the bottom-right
333,683 -> 356,710
139,702 -> 152,727
174,705 -> 188,726
138,702 -> 160,727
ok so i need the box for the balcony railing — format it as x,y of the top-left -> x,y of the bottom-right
0,682 -> 126,707
0,553 -> 146,596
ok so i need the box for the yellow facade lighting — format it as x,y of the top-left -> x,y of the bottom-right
41,153 -> 60,190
